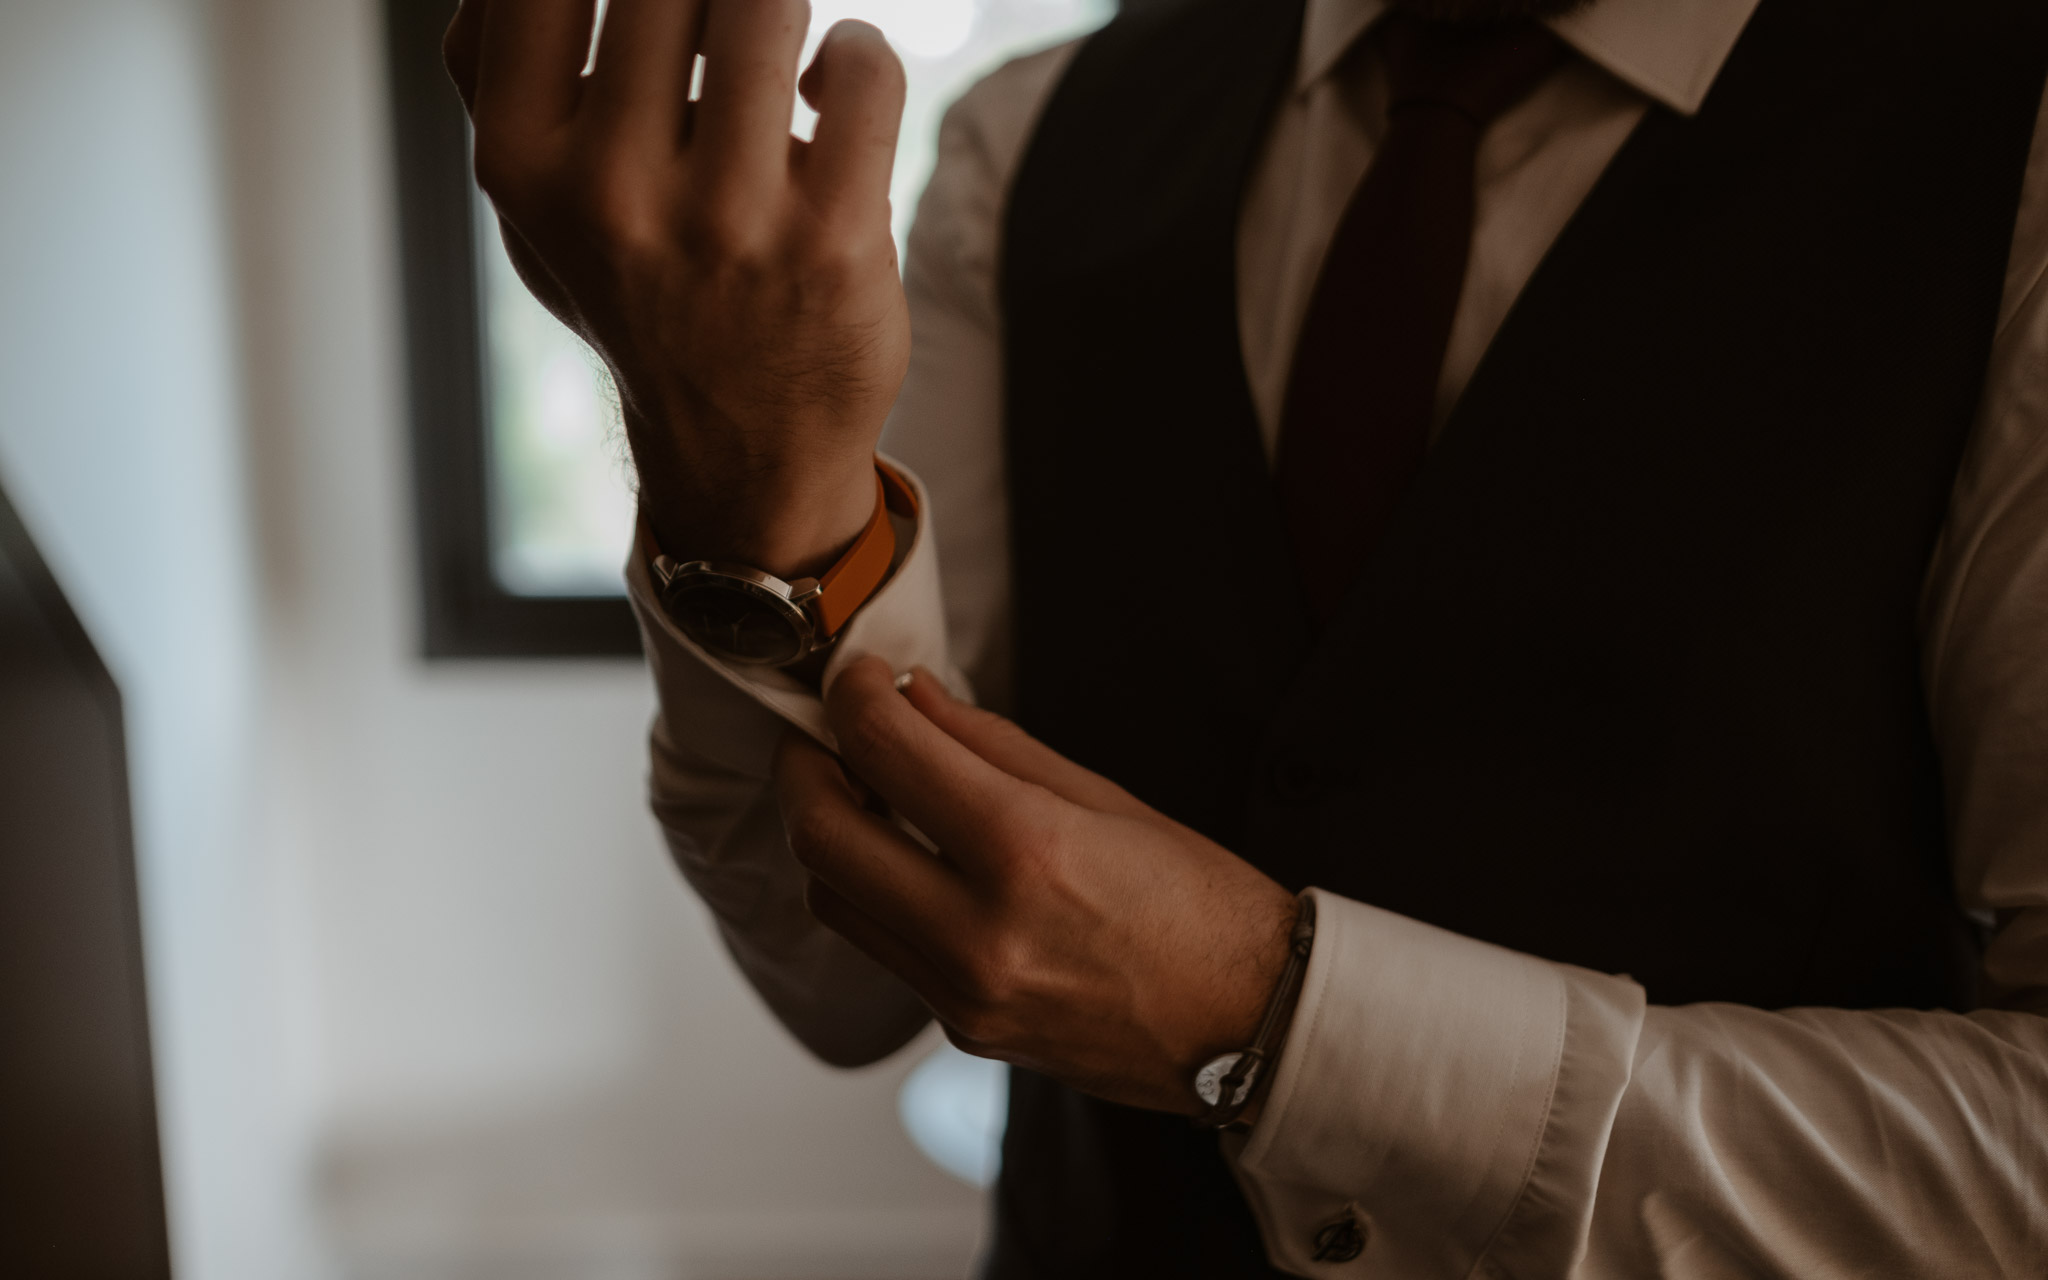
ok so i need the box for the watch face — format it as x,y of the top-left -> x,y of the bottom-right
667,576 -> 811,666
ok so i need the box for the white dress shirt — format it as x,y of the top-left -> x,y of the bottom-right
628,0 -> 2048,1273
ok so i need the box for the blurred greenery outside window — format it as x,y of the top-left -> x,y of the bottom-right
479,0 -> 1115,598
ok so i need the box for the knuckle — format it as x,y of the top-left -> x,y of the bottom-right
830,31 -> 899,85
441,4 -> 482,92
948,1005 -> 999,1048
939,1022 -> 983,1056
873,40 -> 909,92
576,163 -> 662,251
946,978 -> 1015,1047
770,731 -> 815,784
678,195 -> 770,266
469,138 -> 527,206
939,1009 -> 1013,1060
441,42 -> 471,97
959,930 -> 1028,1007
834,697 -> 900,765
800,874 -> 840,923
857,39 -> 909,98
822,19 -> 903,81
783,801 -> 842,870
989,804 -> 1062,872
793,226 -> 882,286
980,713 -> 1037,759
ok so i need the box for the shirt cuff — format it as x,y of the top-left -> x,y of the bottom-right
1227,888 -> 1646,1278
626,455 -> 964,777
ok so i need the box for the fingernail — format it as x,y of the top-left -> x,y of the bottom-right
894,670 -> 915,691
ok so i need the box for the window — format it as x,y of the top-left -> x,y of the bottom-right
386,0 -> 1113,657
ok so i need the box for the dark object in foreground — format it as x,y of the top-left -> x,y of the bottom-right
0,474 -> 172,1278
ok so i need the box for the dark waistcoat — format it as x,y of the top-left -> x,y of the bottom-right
991,0 -> 2048,1275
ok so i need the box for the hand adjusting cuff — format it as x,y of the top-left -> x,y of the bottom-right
649,460 -> 918,667
1192,893 -> 1317,1129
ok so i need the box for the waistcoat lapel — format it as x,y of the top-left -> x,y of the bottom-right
1004,0 -> 1309,854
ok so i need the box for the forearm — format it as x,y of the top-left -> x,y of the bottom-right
621,37 -> 1046,1069
649,720 -> 931,1066
1585,1001 -> 2048,1276
1232,892 -> 2048,1278
633,554 -> 942,1066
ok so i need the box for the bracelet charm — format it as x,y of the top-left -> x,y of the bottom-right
1194,1050 -> 1264,1112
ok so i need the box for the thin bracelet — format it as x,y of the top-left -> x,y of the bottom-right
1191,893 -> 1318,1128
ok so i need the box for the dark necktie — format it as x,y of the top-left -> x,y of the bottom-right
1276,16 -> 1566,622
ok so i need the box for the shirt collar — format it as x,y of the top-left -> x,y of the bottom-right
1296,0 -> 1765,117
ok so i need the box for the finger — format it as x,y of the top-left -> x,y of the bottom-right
692,0 -> 810,194
444,0 -> 488,115
798,21 -> 905,212
584,0 -> 707,147
804,878 -> 969,1024
824,657 -> 1042,861
473,0 -> 600,144
775,730 -> 975,952
897,668 -> 1154,819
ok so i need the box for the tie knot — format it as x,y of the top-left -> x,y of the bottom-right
1380,13 -> 1567,129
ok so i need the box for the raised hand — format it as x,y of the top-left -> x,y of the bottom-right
444,0 -> 909,577
774,658 -> 1302,1115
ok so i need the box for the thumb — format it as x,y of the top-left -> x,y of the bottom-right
896,668 -> 1153,818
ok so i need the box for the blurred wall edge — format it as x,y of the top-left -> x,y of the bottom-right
0,1 -> 983,1277
0,1 -> 318,1277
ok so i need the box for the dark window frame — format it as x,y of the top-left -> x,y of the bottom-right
384,0 -> 642,659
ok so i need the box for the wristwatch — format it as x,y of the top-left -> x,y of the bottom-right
649,460 -> 917,667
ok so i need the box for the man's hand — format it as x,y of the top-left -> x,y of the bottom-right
444,0 -> 908,577
775,658 -> 1301,1115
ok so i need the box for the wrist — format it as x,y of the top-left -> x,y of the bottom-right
1230,996 -> 1301,1128
647,461 -> 914,669
640,460 -> 879,581
1192,892 -> 1317,1129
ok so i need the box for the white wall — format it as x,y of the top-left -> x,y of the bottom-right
0,2 -> 322,1277
1,0 -> 986,1276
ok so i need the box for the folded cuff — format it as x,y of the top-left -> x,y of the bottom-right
628,454 -> 964,779
1230,889 -> 1645,1277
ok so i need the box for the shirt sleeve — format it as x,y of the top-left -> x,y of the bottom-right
632,44 -> 1079,1065
629,490 -> 947,1068
1224,86 -> 2048,1280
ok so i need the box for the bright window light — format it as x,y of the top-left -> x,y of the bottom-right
898,1041 -> 1010,1187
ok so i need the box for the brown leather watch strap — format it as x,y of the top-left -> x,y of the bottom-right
810,459 -> 918,638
